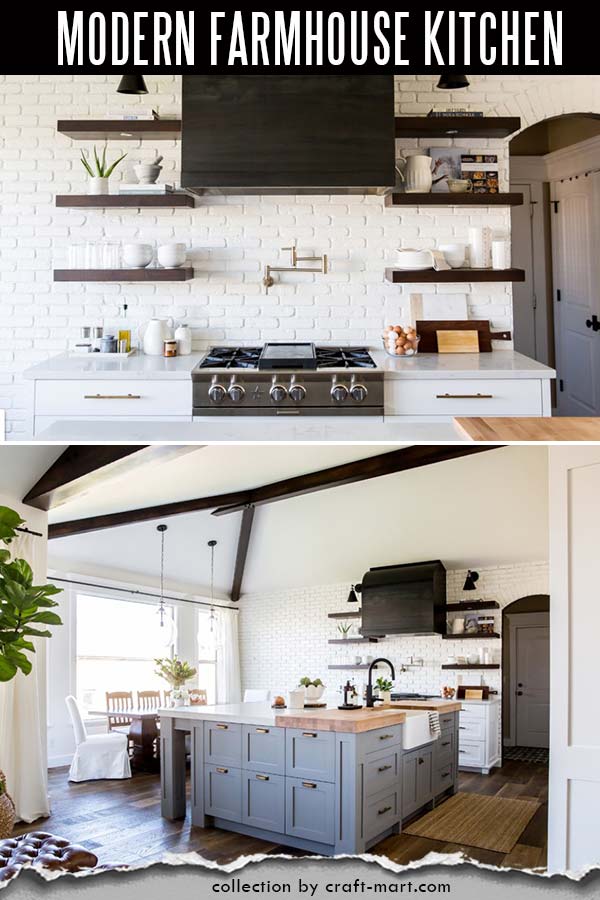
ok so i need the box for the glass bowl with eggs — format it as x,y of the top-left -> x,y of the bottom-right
382,325 -> 420,357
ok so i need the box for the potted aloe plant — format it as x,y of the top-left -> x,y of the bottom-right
0,505 -> 63,836
80,144 -> 127,195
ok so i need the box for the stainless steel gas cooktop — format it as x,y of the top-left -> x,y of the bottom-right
192,343 -> 383,416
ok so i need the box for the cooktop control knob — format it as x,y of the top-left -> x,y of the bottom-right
208,381 -> 227,403
350,383 -> 368,402
289,382 -> 307,402
270,383 -> 288,403
228,379 -> 245,402
331,381 -> 349,402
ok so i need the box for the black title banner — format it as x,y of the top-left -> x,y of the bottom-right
1,5 -> 597,74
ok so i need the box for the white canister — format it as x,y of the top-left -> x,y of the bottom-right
288,688 -> 305,710
491,239 -> 507,270
175,323 -> 193,355
468,227 -> 492,268
157,243 -> 187,268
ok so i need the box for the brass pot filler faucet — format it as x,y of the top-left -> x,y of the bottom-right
263,240 -> 328,293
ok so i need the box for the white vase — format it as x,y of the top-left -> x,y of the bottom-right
141,318 -> 173,356
175,324 -> 192,355
468,227 -> 492,268
88,177 -> 109,196
171,687 -> 190,707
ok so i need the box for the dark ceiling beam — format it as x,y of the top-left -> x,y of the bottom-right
230,505 -> 256,602
211,445 -> 502,516
24,445 -> 202,511
48,445 -> 502,541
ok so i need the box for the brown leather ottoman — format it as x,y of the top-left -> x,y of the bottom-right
0,832 -> 98,884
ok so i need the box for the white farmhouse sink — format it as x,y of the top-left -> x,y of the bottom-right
402,710 -> 435,749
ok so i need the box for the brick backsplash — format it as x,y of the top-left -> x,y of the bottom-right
1,74 -> 599,435
239,562 -> 549,701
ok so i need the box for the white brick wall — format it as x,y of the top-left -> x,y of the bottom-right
239,562 -> 549,701
2,74 -> 600,436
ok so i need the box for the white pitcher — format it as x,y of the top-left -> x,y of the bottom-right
140,318 -> 174,356
396,152 -> 435,193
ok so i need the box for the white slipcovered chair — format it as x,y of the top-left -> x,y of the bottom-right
243,689 -> 270,702
65,696 -> 131,782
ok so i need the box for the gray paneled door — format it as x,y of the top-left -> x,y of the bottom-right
513,612 -> 550,748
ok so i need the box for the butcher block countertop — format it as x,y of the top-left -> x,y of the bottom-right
454,416 -> 600,442
379,700 -> 462,712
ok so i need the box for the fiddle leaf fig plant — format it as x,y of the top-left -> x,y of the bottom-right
0,506 -> 63,683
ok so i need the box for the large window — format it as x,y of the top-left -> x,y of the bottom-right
76,593 -> 174,714
197,609 -> 217,704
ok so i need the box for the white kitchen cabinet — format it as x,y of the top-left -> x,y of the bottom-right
457,699 -> 502,775
385,378 -> 550,418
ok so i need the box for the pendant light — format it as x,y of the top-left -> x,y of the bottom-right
347,584 -> 359,604
437,74 -> 470,90
157,524 -> 168,626
463,569 -> 479,591
208,540 -> 217,632
117,74 -> 149,95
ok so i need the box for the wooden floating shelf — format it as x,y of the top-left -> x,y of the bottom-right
445,601 -> 500,612
57,120 -> 182,141
395,116 -> 521,139
441,664 -> 500,670
328,638 -> 379,644
442,633 -> 500,640
385,268 -> 525,284
328,611 -> 362,619
55,194 -> 194,209
328,664 -> 378,671
385,193 -> 523,207
54,268 -> 194,283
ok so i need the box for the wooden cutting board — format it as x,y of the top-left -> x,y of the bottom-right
436,330 -> 480,353
416,320 -> 511,353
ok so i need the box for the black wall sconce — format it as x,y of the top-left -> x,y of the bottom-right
117,75 -> 149,95
463,570 -> 479,591
437,74 -> 470,90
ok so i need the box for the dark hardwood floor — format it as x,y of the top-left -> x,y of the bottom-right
13,760 -> 547,870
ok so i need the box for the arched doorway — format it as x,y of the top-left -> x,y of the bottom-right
502,594 -> 550,762
510,114 -> 600,415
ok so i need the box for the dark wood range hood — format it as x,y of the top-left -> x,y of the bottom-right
181,75 -> 396,195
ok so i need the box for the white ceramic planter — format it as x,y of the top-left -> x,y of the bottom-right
378,690 -> 392,704
88,177 -> 109,196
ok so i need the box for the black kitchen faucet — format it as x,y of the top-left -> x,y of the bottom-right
365,658 -> 396,708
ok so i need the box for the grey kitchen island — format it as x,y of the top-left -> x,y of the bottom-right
159,700 -> 461,856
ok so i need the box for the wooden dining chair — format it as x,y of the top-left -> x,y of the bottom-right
105,691 -> 133,733
137,690 -> 162,710
189,689 -> 208,706
163,690 -> 171,707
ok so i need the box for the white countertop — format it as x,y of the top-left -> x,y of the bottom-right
23,349 -> 555,381
34,418 -> 461,442
159,701 -> 298,728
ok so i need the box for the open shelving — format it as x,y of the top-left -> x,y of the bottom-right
442,633 -> 500,640
441,663 -> 500,670
327,610 -> 362,619
385,192 -> 523,208
328,637 -> 379,644
55,194 -> 194,209
394,116 -> 521,139
57,120 -> 182,141
385,268 -> 525,284
53,268 -> 194,283
328,664 -> 378,671
445,601 -> 500,612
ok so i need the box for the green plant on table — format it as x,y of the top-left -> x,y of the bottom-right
375,676 -> 393,693
155,655 -> 197,689
336,621 -> 352,638
80,144 -> 127,178
298,676 -> 324,688
0,506 -> 62,683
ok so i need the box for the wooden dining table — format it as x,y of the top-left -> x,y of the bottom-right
90,707 -> 161,773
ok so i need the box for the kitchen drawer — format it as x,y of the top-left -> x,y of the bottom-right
360,724 -> 402,756
35,379 -> 191,417
286,777 -> 335,845
439,712 -> 455,733
243,724 -> 285,776
364,785 -> 401,843
204,764 -> 242,822
460,704 -> 486,719
205,721 -> 242,768
364,746 -> 401,796
434,763 -> 455,796
458,740 -> 485,768
433,732 -> 454,768
458,718 -> 486,741
242,770 -> 285,833
286,728 -> 335,783
385,379 -> 543,417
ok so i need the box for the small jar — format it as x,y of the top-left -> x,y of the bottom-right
100,335 -> 117,353
164,339 -> 177,358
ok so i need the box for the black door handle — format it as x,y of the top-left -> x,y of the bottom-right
517,691 -> 523,696
517,683 -> 523,688
586,315 -> 600,332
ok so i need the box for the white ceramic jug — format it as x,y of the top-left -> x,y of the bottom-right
396,153 -> 435,193
140,318 -> 174,356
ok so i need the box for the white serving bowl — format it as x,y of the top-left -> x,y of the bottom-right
123,243 -> 153,268
439,243 -> 466,268
157,243 -> 187,268
395,249 -> 433,270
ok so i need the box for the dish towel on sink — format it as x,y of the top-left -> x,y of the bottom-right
428,711 -> 441,738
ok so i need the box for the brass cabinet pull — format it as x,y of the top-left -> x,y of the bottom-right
256,774 -> 270,781
459,726 -> 467,730
302,732 -> 317,738
216,767 -> 228,774
378,765 -> 392,772
216,724 -> 229,730
442,741 -> 451,747
302,781 -> 317,789
378,805 -> 392,815
435,393 -> 493,400
84,393 -> 142,400
379,734 -> 394,740
256,728 -> 269,734
459,749 -> 467,754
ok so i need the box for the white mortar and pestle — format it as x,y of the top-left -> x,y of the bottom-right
134,154 -> 164,184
